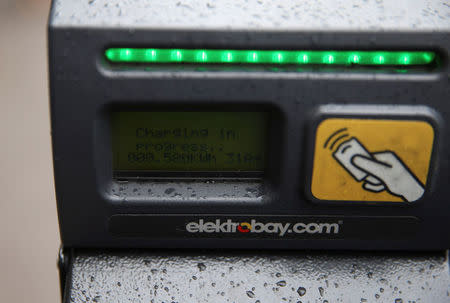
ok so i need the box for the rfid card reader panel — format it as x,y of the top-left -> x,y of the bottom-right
49,0 -> 450,250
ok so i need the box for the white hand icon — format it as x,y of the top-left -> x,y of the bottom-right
352,152 -> 425,202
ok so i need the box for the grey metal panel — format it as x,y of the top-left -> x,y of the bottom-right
50,0 -> 450,31
66,249 -> 450,303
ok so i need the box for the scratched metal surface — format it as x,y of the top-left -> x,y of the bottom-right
50,0 -> 450,30
66,249 -> 450,303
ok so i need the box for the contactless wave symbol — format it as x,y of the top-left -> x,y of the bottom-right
324,128 -> 425,202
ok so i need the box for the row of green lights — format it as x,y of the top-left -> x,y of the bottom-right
105,48 -> 436,66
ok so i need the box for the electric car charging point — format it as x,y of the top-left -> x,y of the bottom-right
48,0 -> 450,301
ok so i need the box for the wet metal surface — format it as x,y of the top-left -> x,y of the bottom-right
67,249 -> 450,303
51,0 -> 450,30
109,181 -> 264,204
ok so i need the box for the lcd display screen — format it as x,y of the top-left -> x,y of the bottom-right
112,111 -> 269,178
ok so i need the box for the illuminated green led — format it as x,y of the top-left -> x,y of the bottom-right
349,53 -> 361,64
371,53 -> 384,64
144,49 -> 157,61
423,52 -> 433,62
119,48 -> 132,61
174,50 -> 183,61
104,48 -> 437,67
195,50 -> 207,62
298,53 -> 309,63
399,54 -> 411,65
272,52 -> 284,63
222,51 -> 233,62
323,53 -> 335,64
248,51 -> 259,63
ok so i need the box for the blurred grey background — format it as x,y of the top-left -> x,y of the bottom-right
0,0 -> 60,302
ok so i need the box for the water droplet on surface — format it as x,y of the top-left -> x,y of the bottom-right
246,290 -> 255,298
318,286 -> 324,296
164,188 -> 175,195
395,299 -> 403,303
197,263 -> 206,271
297,287 -> 306,296
276,280 -> 287,287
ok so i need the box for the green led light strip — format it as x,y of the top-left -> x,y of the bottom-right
105,48 -> 436,66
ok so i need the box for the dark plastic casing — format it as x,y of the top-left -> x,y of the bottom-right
48,0 -> 450,250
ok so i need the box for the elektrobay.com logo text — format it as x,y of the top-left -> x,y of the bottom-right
186,219 -> 340,236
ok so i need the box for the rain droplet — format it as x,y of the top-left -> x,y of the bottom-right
297,287 -> 306,296
318,287 -> 324,296
197,263 -> 206,271
246,290 -> 255,298
164,188 -> 175,195
276,281 -> 287,287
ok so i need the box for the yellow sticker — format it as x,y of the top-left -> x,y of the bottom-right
311,118 -> 434,202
